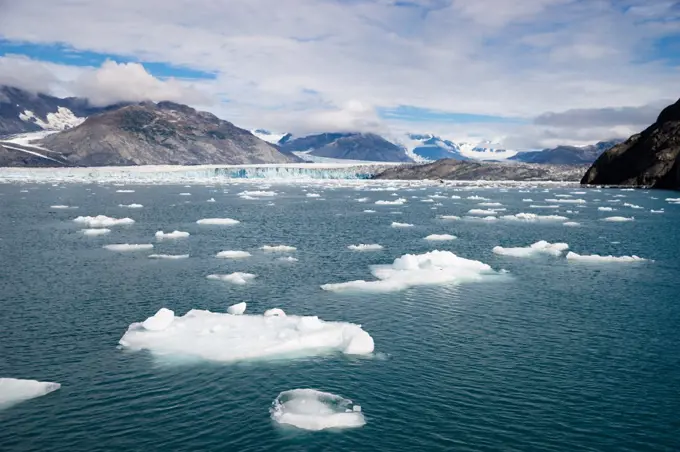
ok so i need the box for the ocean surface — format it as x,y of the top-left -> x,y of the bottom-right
1,181 -> 679,451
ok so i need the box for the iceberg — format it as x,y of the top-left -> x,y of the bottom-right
602,216 -> 634,222
270,389 -> 365,431
148,254 -> 189,259
207,272 -> 256,285
196,218 -> 240,225
261,245 -> 296,252
215,250 -> 252,259
278,256 -> 299,262
306,193 -> 321,198
321,250 -> 500,293
239,190 -> 277,198
493,240 -> 569,257
227,302 -> 247,315
468,209 -> 497,216
74,215 -> 134,227
598,207 -> 615,211
155,230 -> 190,239
424,234 -> 456,241
545,198 -> 586,204
118,203 -> 143,208
50,205 -> 76,209
81,228 -> 111,236
500,213 -> 568,222
375,198 -> 406,205
566,252 -> 649,263
348,244 -> 384,251
0,378 -> 61,409
563,222 -> 581,227
116,189 -> 135,193
104,244 -> 154,252
391,222 -> 414,228
118,307 -> 375,362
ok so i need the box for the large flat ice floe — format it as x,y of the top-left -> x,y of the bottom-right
321,250 -> 501,293
602,216 -> 634,222
493,240 -> 569,257
196,218 -> 240,225
424,234 -> 456,241
375,198 -> 406,205
74,215 -> 135,227
348,244 -> 384,251
81,228 -> 111,236
500,213 -> 568,222
207,272 -> 256,285
261,245 -> 297,252
155,230 -> 190,239
391,222 -> 414,228
103,244 -> 154,252
215,250 -> 252,259
149,254 -> 189,259
566,252 -> 649,263
270,389 -> 365,431
118,308 -> 374,362
0,378 -> 61,409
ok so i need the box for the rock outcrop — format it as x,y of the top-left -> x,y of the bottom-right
581,99 -> 680,189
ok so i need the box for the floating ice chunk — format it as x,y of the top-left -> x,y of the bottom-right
602,216 -> 634,222
665,197 -> 680,203
261,245 -> 296,252
363,209 -> 376,213
0,378 -> 61,409
103,244 -> 153,252
493,240 -> 569,257
81,228 -> 111,236
50,205 -> 76,209
421,199 -> 434,203
118,203 -> 143,208
571,191 -> 586,195
264,308 -> 286,317
451,195 -> 461,199
179,193 -> 191,196
500,213 -> 568,222
467,195 -> 489,200
463,216 -> 497,221
207,198 -> 216,203
227,302 -> 247,315
598,207 -> 615,211
650,209 -> 664,213
142,308 -> 175,331
216,250 -> 252,259
207,272 -> 256,285
148,254 -> 189,259
563,222 -> 581,227
155,230 -> 190,239
424,234 -> 456,241
468,209 -> 497,215
270,389 -> 365,431
554,194 -> 572,198
348,244 -> 384,251
566,252 -> 649,263
545,198 -> 586,204
74,215 -> 135,227
306,193 -> 321,198
240,190 -> 277,198
321,250 -> 499,293
529,205 -> 559,209
623,203 -> 643,209
391,222 -> 414,228
522,198 -> 533,202
116,189 -> 135,193
355,197 -> 369,202
119,308 -> 374,362
196,218 -> 240,225
478,202 -> 503,207
439,215 -> 461,220
278,256 -> 299,262
375,198 -> 406,205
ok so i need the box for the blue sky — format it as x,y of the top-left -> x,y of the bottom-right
1,0 -> 679,148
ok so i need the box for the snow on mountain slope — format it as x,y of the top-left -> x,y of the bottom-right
250,129 -> 288,144
457,141 -> 518,160
19,107 -> 85,131
397,134 -> 517,162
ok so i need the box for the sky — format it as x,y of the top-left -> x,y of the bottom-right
1,0 -> 679,149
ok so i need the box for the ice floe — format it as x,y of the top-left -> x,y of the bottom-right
261,245 -> 297,252
80,228 -> 111,236
602,216 -> 634,222
439,215 -> 461,220
118,307 -> 374,361
118,203 -> 143,208
348,244 -> 384,251
478,202 -> 503,207
375,198 -> 406,205
468,209 -> 497,216
500,213 -> 568,222
239,190 -> 277,198
493,240 -> 569,257
545,198 -> 586,204
116,189 -> 135,193
227,302 -> 247,315
270,389 -> 365,431
650,209 -> 664,214
0,378 -> 61,409
563,222 -> 581,227
321,250 -> 500,293
179,192 -> 191,196
74,215 -> 134,227
148,254 -> 189,259
265,308 -> 287,317
207,272 -> 256,285
216,250 -> 252,259
278,256 -> 299,262
196,218 -> 240,225
155,230 -> 190,239
424,234 -> 456,241
103,244 -> 154,252
363,209 -> 376,213
391,222 -> 414,228
598,207 -> 615,211
50,205 -> 76,209
566,252 -> 649,263
623,203 -> 643,209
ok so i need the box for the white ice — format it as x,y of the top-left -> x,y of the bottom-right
118,307 -> 374,361
265,308 -> 287,317
363,209 -> 376,213
391,222 -> 414,228
478,202 -> 503,207
116,189 -> 135,193
81,228 -> 111,236
148,254 -> 189,259
375,198 -> 406,205
196,218 -> 240,225
650,209 -> 664,213
602,216 -> 634,222
321,250 -> 499,293
261,245 -> 297,252
348,244 -> 384,251
545,198 -> 586,204
493,240 -> 569,257
239,190 -> 277,197
74,215 -> 134,227
500,213 -> 568,222
468,209 -> 497,215
598,207 -> 615,211
563,222 -> 581,227
155,230 -> 190,239
142,308 -> 176,331
439,215 -> 461,220
306,193 -> 321,198
179,193 -> 191,196
207,198 -> 216,203
227,302 -> 247,315
118,203 -> 143,208
103,244 -> 154,252
216,250 -> 252,259
270,389 -> 365,431
279,256 -> 299,262
424,234 -> 456,241
207,272 -> 256,285
623,203 -> 643,209
0,378 -> 61,409
50,205 -> 76,209
566,252 -> 649,263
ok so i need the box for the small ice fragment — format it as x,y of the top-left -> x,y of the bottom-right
270,389 -> 366,431
261,245 -> 296,252
81,228 -> 111,236
155,230 -> 190,239
215,250 -> 252,259
74,215 -> 134,227
148,254 -> 189,259
103,244 -> 153,252
348,244 -> 384,251
0,378 -> 61,410
391,222 -> 414,228
227,302 -> 247,315
264,308 -> 286,317
424,234 -> 456,241
196,218 -> 240,225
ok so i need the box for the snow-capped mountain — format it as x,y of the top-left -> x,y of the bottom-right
397,133 -> 518,162
250,129 -> 289,144
279,132 -> 413,162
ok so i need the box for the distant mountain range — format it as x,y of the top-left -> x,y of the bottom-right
509,140 -> 623,165
278,132 -> 413,163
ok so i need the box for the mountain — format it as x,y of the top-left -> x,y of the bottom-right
373,159 -> 586,181
399,134 -> 518,162
582,99 -> 680,189
279,132 -> 412,162
510,140 -> 622,165
250,129 -> 288,144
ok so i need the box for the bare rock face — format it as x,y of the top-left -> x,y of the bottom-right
37,101 -> 300,166
373,159 -> 586,181
582,99 -> 680,189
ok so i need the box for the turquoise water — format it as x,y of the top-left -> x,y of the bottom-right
1,182 -> 679,451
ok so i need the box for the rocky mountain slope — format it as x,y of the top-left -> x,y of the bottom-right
510,140 -> 621,165
279,132 -> 412,162
582,99 -> 680,189
373,159 -> 586,181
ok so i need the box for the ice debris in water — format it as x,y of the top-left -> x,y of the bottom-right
261,245 -> 296,252
118,307 -> 374,362
563,222 -> 581,227
103,244 -> 154,252
391,222 -> 414,228
623,203 -> 643,209
215,250 -> 252,259
598,207 -> 615,211
155,230 -> 190,239
207,198 -> 216,203
118,203 -> 143,208
348,244 -> 384,251
306,193 -> 321,198
116,189 -> 135,193
207,272 -> 256,285
270,389 -> 366,431
363,209 -> 376,213
602,216 -> 634,222
650,209 -> 664,214
149,254 -> 189,259
227,302 -> 246,315
0,378 -> 61,410
566,252 -> 650,263
468,209 -> 497,216
493,240 -> 569,257
321,250 -> 500,293
239,190 -> 277,199
196,218 -> 240,225
74,215 -> 134,227
545,198 -> 586,204
279,256 -> 299,262
500,213 -> 568,222
375,198 -> 406,205
424,234 -> 456,241
439,215 -> 461,221
81,228 -> 111,236
50,205 -> 76,209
